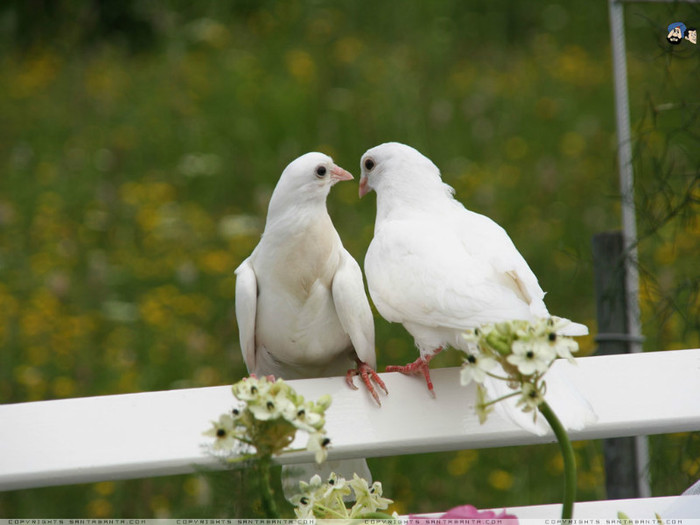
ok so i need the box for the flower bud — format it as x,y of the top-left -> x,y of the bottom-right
486,332 -> 511,355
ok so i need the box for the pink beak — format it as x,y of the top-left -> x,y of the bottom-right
330,164 -> 354,183
359,175 -> 370,198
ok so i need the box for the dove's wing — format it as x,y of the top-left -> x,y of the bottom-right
234,257 -> 258,373
366,218 -> 535,330
332,249 -> 376,369
451,207 -> 588,334
453,207 -> 549,318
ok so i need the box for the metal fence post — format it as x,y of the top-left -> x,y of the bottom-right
592,231 -> 650,498
607,0 -> 650,498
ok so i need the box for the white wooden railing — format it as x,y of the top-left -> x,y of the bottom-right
2,349 -> 700,518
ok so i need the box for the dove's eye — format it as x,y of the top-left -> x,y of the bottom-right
364,158 -> 375,171
315,165 -> 327,178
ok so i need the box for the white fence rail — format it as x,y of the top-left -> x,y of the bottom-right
2,349 -> 700,517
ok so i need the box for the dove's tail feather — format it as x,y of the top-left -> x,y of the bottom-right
483,362 -> 597,436
282,458 -> 372,502
557,320 -> 589,337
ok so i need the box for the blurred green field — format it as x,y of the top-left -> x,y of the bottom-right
0,0 -> 698,518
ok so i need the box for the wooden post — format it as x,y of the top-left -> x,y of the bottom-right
592,231 -> 650,499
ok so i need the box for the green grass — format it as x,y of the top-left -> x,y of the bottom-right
0,0 -> 698,518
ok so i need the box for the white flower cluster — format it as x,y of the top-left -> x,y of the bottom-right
291,472 -> 393,519
203,376 -> 332,463
459,317 -> 581,422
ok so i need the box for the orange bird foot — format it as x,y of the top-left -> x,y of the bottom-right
385,349 -> 442,397
346,360 -> 388,406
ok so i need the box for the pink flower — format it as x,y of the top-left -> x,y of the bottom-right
410,504 -> 518,523
441,504 -> 518,520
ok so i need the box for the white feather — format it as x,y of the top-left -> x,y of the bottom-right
360,142 -> 593,430
483,363 -> 597,436
235,152 -> 378,498
236,152 -> 376,379
361,142 -> 588,351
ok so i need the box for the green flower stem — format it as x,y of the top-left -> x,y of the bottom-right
481,389 -> 520,407
539,401 -> 576,520
484,371 -> 515,382
258,456 -> 281,518
313,503 -> 348,519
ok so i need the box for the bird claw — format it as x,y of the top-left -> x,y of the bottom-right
385,350 -> 441,397
346,361 -> 388,406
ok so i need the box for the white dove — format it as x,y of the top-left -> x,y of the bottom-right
235,152 -> 387,498
235,151 -> 386,402
358,142 -> 589,399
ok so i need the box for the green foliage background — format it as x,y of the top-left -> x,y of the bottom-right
0,0 -> 698,518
